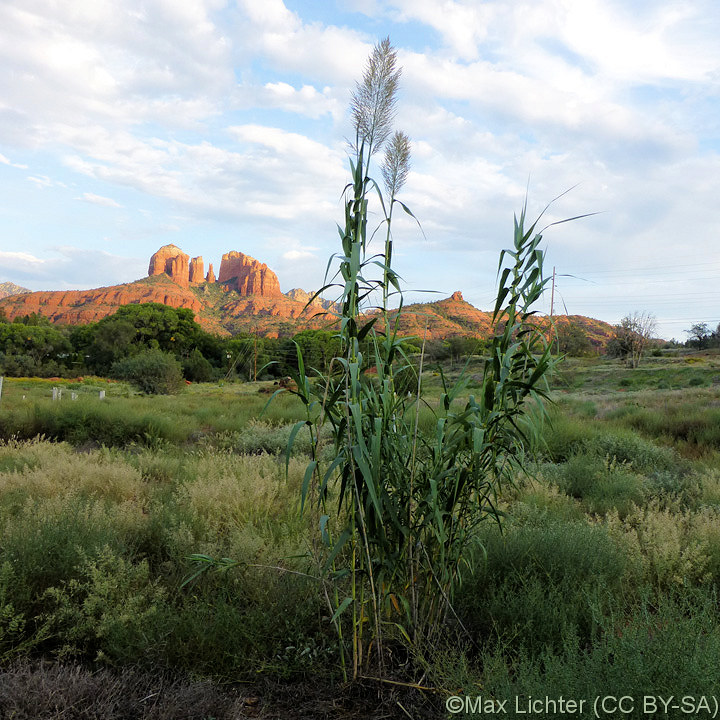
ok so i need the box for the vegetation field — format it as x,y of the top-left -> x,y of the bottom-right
0,354 -> 719,718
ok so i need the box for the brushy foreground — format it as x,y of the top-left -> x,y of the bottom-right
1,373 -> 720,717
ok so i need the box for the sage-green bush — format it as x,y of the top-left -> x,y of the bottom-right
111,349 -> 184,395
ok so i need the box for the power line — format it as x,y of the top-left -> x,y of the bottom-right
564,260 -> 720,275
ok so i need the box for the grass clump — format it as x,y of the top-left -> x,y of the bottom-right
271,37 -> 559,682
549,453 -> 645,517
463,589 -> 720,719
457,520 -> 628,654
0,398 -> 192,447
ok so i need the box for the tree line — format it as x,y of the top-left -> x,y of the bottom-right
0,303 -> 431,385
2,303 -> 716,388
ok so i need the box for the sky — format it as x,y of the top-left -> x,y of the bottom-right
1,0 -> 719,341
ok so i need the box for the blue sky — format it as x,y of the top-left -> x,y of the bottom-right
1,0 -> 719,340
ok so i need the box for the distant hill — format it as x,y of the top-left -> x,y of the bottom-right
0,246 -> 616,346
0,281 -> 30,300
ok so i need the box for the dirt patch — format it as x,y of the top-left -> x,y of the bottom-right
0,661 -> 442,719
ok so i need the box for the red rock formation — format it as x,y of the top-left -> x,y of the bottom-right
218,251 -> 282,297
0,247 -> 619,346
148,245 -> 189,287
0,276 -> 224,330
189,256 -> 204,284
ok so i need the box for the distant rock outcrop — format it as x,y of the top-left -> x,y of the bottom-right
0,245 -> 619,348
189,257 -> 204,284
148,245 -> 190,288
285,288 -> 338,313
218,251 -> 282,297
0,282 -> 31,300
0,276 -> 210,328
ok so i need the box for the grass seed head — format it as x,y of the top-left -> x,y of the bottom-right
351,37 -> 401,154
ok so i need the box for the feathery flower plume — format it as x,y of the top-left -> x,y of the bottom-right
351,37 -> 401,155
382,130 -> 411,199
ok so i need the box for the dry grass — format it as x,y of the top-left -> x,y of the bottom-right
0,438 -> 148,505
0,660 -> 245,720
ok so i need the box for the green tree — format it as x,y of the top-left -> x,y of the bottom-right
86,320 -> 137,374
0,323 -> 71,368
81,303 -> 208,374
685,322 -> 713,349
557,322 -> 592,356
12,312 -> 51,326
183,348 -> 215,382
109,304 -> 201,354
292,330 -> 341,373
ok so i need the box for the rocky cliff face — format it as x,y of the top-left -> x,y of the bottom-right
148,245 -> 281,298
218,251 -> 282,297
189,257 -> 204,284
0,276 -> 211,327
148,245 -> 190,288
285,288 -> 338,313
0,282 -> 31,300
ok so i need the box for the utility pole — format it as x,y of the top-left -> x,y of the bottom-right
253,328 -> 257,382
550,266 -> 556,318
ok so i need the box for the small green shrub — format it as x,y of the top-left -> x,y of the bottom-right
585,429 -> 680,474
466,589 -> 720,718
458,520 -> 629,653
182,348 -> 215,383
606,503 -> 711,588
43,546 -> 166,663
541,412 -> 598,461
111,350 -> 184,395
549,453 -> 645,517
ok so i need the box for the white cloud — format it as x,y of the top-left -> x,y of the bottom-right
76,192 -> 122,208
282,249 -> 318,261
0,153 -> 27,169
0,250 -> 44,265
0,246 -> 146,289
0,0 -> 719,337
27,175 -> 54,188
234,0 -> 371,84
255,82 -> 342,119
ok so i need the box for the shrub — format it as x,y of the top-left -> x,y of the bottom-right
541,412 -> 598,461
467,588 -> 720,717
182,348 -> 215,383
585,429 -> 680,474
43,546 -> 166,663
111,349 -> 184,395
457,520 -> 629,653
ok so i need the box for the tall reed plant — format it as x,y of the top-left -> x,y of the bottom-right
283,38 -> 559,679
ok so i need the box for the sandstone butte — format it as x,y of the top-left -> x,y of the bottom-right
0,244 -> 616,347
218,251 -> 282,297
